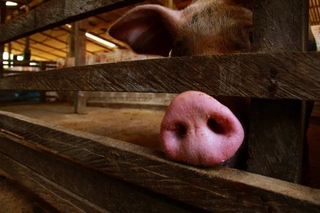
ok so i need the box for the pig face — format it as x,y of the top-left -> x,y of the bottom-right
108,0 -> 252,167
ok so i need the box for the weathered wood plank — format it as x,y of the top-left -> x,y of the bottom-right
1,52 -> 320,100
247,0 -> 308,182
252,1 -> 308,52
0,1 -> 5,77
0,0 -> 143,44
247,100 -> 305,181
0,150 -> 108,213
0,137 -> 197,213
0,111 -> 319,212
0,60 -> 56,68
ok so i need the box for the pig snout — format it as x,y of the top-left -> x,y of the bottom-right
160,91 -> 244,166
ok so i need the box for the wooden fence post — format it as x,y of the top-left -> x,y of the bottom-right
73,20 -> 87,114
247,0 -> 309,183
0,1 -> 5,77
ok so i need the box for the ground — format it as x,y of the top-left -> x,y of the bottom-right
0,103 -> 165,150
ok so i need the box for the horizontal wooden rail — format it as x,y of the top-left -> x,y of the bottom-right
0,0 -> 143,44
0,138 -> 193,213
0,110 -> 319,212
1,52 -> 320,100
3,71 -> 38,74
1,60 -> 57,67
0,150 -> 108,213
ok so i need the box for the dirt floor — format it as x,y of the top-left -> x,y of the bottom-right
0,102 -> 319,211
0,102 -> 166,150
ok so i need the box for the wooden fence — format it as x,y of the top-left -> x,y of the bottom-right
0,0 -> 319,212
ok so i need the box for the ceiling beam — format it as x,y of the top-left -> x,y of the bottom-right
8,46 -> 53,61
29,37 -> 66,55
14,39 -> 65,59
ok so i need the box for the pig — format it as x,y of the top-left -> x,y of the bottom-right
108,0 -> 253,167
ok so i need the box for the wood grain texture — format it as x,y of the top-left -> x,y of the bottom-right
247,100 -> 304,181
0,111 -> 319,212
0,1 -> 5,76
252,1 -> 307,52
247,0 -> 308,182
0,150 -> 108,213
0,138 -> 196,213
0,0 -> 143,44
1,52 -> 320,100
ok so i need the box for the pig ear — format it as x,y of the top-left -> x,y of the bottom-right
108,5 -> 181,56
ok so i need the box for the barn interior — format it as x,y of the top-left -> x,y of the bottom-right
2,0 -> 320,63
1,0 -> 320,212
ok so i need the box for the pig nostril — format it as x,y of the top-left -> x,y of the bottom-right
175,123 -> 187,139
207,118 -> 224,134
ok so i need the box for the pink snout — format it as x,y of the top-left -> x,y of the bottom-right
160,91 -> 244,166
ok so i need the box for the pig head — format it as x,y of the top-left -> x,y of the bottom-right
109,0 -> 253,57
108,0 -> 253,167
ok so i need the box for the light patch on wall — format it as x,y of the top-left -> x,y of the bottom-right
6,1 -> 18,6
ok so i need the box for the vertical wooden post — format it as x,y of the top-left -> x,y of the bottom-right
73,20 -> 87,114
68,24 -> 76,58
7,42 -> 11,67
39,62 -> 47,102
23,37 -> 31,61
247,0 -> 308,183
0,1 -> 5,77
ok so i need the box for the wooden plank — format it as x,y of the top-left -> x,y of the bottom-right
0,1 -> 5,77
0,151 -> 108,213
247,100 -> 305,182
3,59 -> 56,64
1,52 -> 320,100
0,138 -> 197,213
0,0 -> 143,44
0,60 -> 56,67
247,0 -> 308,182
252,1 -> 307,52
0,111 -> 320,212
